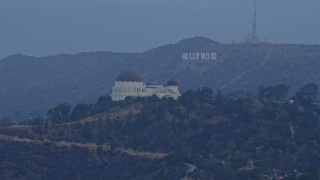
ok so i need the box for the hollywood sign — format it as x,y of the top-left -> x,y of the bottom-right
182,52 -> 217,61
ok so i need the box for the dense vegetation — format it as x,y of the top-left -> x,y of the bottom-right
0,83 -> 320,179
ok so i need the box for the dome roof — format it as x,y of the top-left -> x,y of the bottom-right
116,71 -> 142,82
167,79 -> 178,86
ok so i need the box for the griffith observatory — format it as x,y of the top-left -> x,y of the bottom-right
111,71 -> 180,101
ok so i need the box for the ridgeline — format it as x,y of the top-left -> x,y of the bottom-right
1,37 -> 320,118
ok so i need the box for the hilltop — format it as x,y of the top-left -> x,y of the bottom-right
0,84 -> 320,179
1,37 -> 320,118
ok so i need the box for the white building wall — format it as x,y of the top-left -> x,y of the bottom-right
111,81 -> 180,101
111,81 -> 147,101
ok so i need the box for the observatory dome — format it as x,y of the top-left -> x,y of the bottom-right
116,71 -> 142,82
167,79 -> 178,86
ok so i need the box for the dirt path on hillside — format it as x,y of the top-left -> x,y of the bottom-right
0,133 -> 167,159
219,52 -> 271,89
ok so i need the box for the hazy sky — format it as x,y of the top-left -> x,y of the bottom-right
0,0 -> 320,59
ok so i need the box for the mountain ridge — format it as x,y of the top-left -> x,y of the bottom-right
0,36 -> 320,118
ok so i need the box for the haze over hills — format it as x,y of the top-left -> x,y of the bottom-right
1,36 -> 320,118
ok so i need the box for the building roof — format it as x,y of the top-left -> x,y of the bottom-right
116,71 -> 142,82
146,81 -> 160,86
167,79 -> 178,86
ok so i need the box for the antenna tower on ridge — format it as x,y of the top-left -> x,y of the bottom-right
251,0 -> 258,44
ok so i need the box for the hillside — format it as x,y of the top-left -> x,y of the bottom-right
1,37 -> 320,118
0,86 -> 320,179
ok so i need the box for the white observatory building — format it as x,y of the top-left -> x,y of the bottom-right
111,71 -> 180,101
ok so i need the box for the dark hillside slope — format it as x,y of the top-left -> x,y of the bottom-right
1,94 -> 320,179
1,37 -> 320,117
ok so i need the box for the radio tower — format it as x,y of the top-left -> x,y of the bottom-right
251,0 -> 258,44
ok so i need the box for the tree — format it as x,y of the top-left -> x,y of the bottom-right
47,103 -> 71,124
272,84 -> 290,101
70,103 -> 92,121
293,83 -> 319,105
198,87 -> 213,103
214,89 -> 224,107
0,117 -> 15,127
92,95 -> 113,115
259,84 -> 290,101
179,89 -> 198,110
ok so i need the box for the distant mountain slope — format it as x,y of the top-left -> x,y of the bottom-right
0,37 -> 320,117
